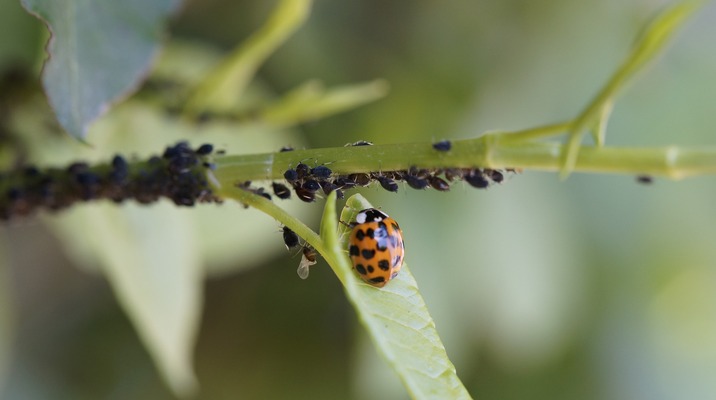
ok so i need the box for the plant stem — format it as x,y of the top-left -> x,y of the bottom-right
211,136 -> 716,183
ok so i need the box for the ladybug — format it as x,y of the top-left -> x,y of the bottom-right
348,208 -> 405,288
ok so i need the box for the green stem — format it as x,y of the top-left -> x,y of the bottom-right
560,1 -> 704,177
211,136 -> 716,183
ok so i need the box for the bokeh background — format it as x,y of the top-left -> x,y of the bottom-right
2,0 -> 716,398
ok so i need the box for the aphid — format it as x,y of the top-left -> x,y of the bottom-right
237,181 -> 271,200
283,168 -> 299,183
310,165 -> 332,179
110,155 -> 129,182
636,175 -> 653,184
272,182 -> 292,199
376,175 -> 399,192
321,181 -> 337,195
404,172 -> 429,190
112,155 -> 128,170
428,176 -> 450,191
255,188 -> 271,200
297,245 -> 317,280
465,170 -> 489,189
348,208 -> 405,288
485,169 -> 504,183
443,168 -> 463,182
432,140 -> 451,152
346,140 -> 374,147
302,179 -> 321,193
282,226 -> 300,249
348,173 -> 371,186
295,187 -> 316,203
195,143 -> 214,155
333,176 -> 357,189
295,163 -> 310,179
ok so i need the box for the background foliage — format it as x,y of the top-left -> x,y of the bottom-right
1,0 -> 716,399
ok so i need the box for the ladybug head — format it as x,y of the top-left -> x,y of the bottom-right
356,208 -> 389,224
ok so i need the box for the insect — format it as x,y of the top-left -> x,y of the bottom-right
432,140 -> 451,152
376,175 -> 399,192
348,208 -> 405,288
297,244 -> 317,280
294,186 -> 316,202
636,175 -> 653,184
282,226 -> 300,250
428,176 -> 450,191
195,143 -> 214,155
310,165 -> 332,179
272,182 -> 292,199
464,169 -> 489,189
346,140 -> 373,147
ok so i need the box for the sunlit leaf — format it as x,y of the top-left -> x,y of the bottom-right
321,194 -> 472,399
20,0 -> 182,139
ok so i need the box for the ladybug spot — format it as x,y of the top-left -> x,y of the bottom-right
367,265 -> 374,273
370,277 -> 385,284
378,260 -> 390,271
391,222 -> 400,231
355,264 -> 367,275
393,255 -> 402,267
366,228 -> 375,239
349,245 -> 360,256
355,229 -> 365,240
361,249 -> 376,259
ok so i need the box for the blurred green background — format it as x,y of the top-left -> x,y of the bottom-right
2,0 -> 716,399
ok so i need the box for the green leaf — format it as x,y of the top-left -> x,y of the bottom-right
20,0 -> 182,139
321,194 -> 472,400
185,0 -> 313,113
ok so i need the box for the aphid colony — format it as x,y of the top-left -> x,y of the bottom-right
239,140 -> 514,204
0,142 -> 220,220
262,163 -> 513,203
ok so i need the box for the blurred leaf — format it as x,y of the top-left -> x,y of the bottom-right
46,202 -> 202,398
321,194 -> 472,400
260,79 -> 389,127
19,0 -> 182,139
185,0 -> 312,113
